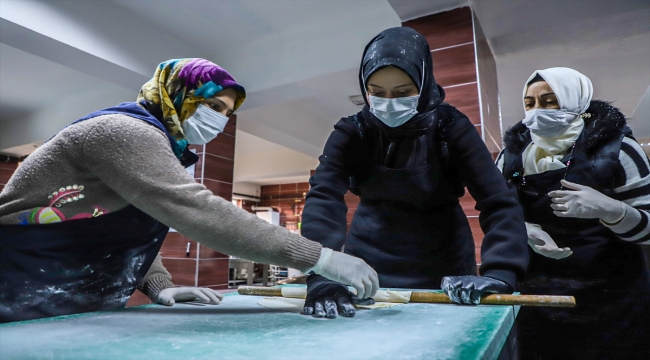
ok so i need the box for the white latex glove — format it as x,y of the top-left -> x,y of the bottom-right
549,180 -> 626,223
156,287 -> 223,306
526,223 -> 573,260
310,248 -> 379,299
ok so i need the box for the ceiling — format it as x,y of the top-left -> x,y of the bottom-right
387,0 -> 467,21
0,0 -> 400,171
471,0 -> 650,138
0,0 -> 648,184
0,43 -> 113,117
233,129 -> 319,185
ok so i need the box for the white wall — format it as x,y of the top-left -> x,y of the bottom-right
631,85 -> 650,147
233,130 -> 319,185
628,86 -> 650,138
237,102 -> 336,158
495,32 -> 650,134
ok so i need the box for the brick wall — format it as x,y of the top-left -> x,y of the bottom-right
0,158 -> 19,192
403,7 -> 488,265
259,182 -> 310,231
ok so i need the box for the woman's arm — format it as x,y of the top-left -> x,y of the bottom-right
81,115 -> 322,271
446,108 -> 529,289
603,137 -> 650,244
301,120 -> 358,250
137,253 -> 174,301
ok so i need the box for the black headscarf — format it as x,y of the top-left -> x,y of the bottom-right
357,27 -> 446,166
359,27 -> 445,118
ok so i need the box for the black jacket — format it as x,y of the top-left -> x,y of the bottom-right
302,104 -> 529,289
501,100 -> 650,360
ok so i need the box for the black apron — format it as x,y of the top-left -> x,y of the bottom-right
0,103 -> 188,323
504,133 -> 650,359
0,206 -> 168,323
347,128 -> 476,289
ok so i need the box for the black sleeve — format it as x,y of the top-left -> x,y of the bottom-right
446,109 -> 529,289
301,119 -> 358,250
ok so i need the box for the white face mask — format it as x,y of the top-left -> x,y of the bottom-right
522,108 -> 580,137
368,95 -> 420,128
182,104 -> 229,144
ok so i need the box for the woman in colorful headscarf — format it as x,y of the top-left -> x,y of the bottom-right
497,67 -> 650,359
299,27 -> 529,319
0,58 -> 378,323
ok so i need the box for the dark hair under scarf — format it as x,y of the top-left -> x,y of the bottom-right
359,27 -> 445,115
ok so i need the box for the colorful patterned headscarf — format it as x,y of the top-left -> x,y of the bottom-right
137,58 -> 246,153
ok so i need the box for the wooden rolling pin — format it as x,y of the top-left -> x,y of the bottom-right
237,286 -> 576,308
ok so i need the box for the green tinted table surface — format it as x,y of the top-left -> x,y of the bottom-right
0,288 -> 517,360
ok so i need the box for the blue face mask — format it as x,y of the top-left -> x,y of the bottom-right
182,104 -> 229,145
368,95 -> 420,127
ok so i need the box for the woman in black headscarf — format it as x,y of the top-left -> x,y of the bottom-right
300,27 -> 529,318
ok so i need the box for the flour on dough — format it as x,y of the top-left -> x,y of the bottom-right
257,289 -> 413,312
354,302 -> 404,310
278,287 -> 412,304
256,296 -> 407,312
257,297 -> 305,312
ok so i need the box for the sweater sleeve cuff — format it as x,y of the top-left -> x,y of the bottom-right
602,205 -> 642,235
141,275 -> 175,302
278,233 -> 323,272
482,269 -> 518,292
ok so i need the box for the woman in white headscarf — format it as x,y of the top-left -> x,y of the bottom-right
498,67 -> 650,360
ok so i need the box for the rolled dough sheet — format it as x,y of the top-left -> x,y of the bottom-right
257,297 -> 305,312
354,302 -> 404,310
280,287 -> 412,304
371,290 -> 412,303
256,297 -> 405,312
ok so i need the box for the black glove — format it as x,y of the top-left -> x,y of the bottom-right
441,275 -> 512,305
302,274 -> 374,318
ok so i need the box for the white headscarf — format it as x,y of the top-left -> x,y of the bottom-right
521,67 -> 594,175
522,67 -> 593,122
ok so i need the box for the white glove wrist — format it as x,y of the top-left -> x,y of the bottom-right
600,201 -> 627,225
309,247 -> 333,274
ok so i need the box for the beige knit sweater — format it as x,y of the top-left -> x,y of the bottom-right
0,114 -> 322,300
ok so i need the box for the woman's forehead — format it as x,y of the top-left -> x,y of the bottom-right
205,88 -> 237,106
367,66 -> 416,86
526,81 -> 554,96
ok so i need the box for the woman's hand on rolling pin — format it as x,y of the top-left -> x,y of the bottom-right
309,248 -> 379,299
156,287 -> 223,306
301,274 -> 371,318
441,276 -> 512,305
